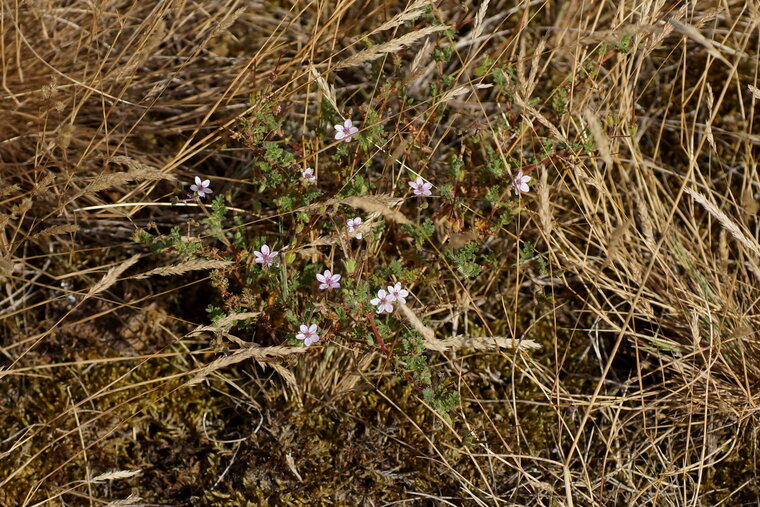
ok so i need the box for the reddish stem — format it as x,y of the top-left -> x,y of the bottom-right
367,311 -> 390,357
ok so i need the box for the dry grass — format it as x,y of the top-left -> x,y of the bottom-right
2,0 -> 760,505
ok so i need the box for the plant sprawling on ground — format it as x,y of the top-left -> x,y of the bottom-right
2,0 -> 760,504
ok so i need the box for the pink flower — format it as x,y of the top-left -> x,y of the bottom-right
316,269 -> 341,290
370,289 -> 395,314
387,282 -> 408,304
296,324 -> 320,347
513,170 -> 532,195
254,244 -> 278,267
408,177 -> 432,196
334,118 -> 359,142
347,217 -> 363,239
190,176 -> 213,198
302,167 -> 316,182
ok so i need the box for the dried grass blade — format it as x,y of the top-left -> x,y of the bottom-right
106,495 -> 143,507
88,469 -> 142,483
439,84 -> 492,103
187,312 -> 261,347
270,361 -> 298,390
209,312 -> 261,330
336,25 -> 451,69
705,82 -> 716,150
341,195 -> 411,225
685,188 -> 760,259
33,224 -> 80,238
370,0 -> 430,36
187,345 -> 304,386
538,168 -> 553,238
398,303 -> 539,351
398,303 -> 436,343
11,198 -> 32,218
668,18 -> 729,65
87,255 -> 141,297
85,173 -> 133,193
410,38 -> 432,72
0,184 -> 20,200
310,66 -> 338,113
583,108 -> 613,169
514,94 -> 564,142
471,0 -> 491,42
110,155 -> 176,181
135,259 -> 233,279
0,256 -> 14,279
438,335 -> 540,351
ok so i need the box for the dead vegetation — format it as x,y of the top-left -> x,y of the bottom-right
2,0 -> 760,505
